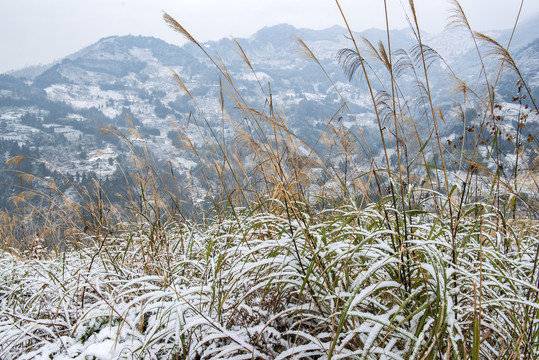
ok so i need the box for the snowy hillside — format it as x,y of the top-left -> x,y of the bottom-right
0,18 -> 538,210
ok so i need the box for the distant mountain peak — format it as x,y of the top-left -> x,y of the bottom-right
252,24 -> 300,43
68,35 -> 174,59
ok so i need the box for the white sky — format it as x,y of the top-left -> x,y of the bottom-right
0,0 -> 537,73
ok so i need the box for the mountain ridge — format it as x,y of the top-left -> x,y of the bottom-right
0,21 -> 537,210
6,12 -> 539,79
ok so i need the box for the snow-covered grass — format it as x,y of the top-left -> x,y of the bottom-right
1,198 -> 538,359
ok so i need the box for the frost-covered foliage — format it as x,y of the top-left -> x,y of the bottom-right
1,200 -> 538,359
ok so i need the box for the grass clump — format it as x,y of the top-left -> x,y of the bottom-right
1,205 -> 538,358
1,0 -> 539,358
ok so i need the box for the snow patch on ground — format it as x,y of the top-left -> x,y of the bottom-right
240,71 -> 273,82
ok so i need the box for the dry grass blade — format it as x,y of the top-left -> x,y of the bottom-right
410,44 -> 441,71
21,173 -> 36,184
5,156 -> 25,167
170,67 -> 193,99
475,30 -> 539,112
336,48 -> 364,81
162,12 -> 197,44
214,55 -> 234,86
360,37 -> 392,75
233,38 -> 254,72
296,37 -> 321,67
446,0 -> 472,31
408,0 -> 418,28
377,41 -> 391,73
474,32 -> 519,74
393,49 -> 414,79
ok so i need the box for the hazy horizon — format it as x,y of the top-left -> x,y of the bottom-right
1,0 -> 538,74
